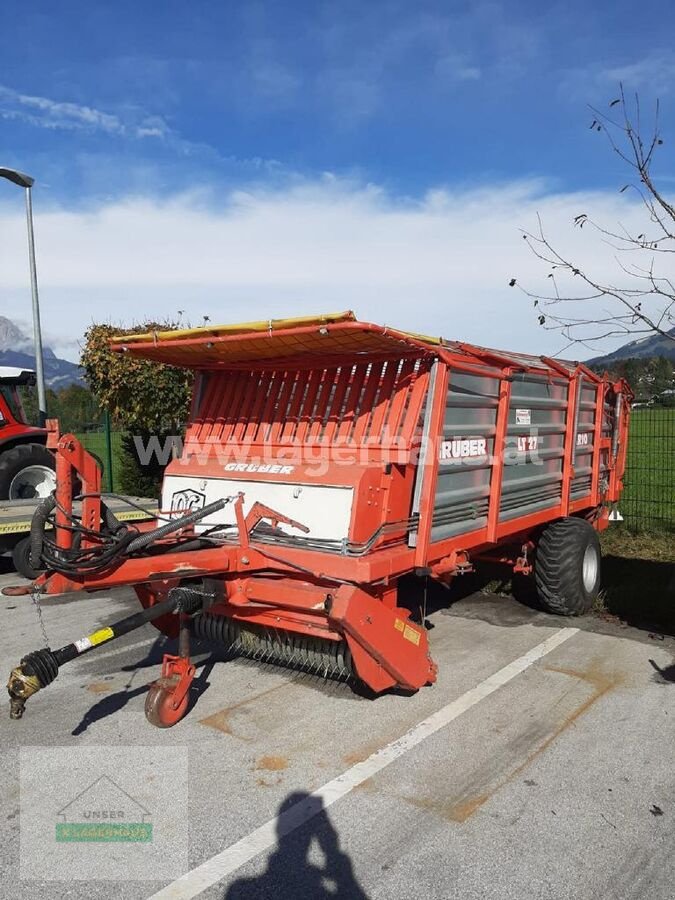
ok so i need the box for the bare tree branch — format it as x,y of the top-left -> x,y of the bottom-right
516,86 -> 675,349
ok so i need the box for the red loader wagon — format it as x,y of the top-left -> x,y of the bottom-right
7,312 -> 631,726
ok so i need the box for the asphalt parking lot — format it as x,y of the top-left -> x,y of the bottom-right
0,561 -> 673,900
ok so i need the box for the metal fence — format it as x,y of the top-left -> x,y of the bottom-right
621,406 -> 675,532
76,412 -> 124,493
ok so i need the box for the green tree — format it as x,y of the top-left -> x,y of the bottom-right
652,356 -> 673,395
81,322 -> 191,433
56,384 -> 101,431
18,385 -> 60,426
80,321 -> 192,496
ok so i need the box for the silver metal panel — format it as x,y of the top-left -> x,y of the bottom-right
430,369 -> 499,542
571,381 -> 598,501
420,367 -> 599,543
498,374 -> 568,521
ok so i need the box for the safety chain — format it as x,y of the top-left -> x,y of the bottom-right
30,582 -> 51,649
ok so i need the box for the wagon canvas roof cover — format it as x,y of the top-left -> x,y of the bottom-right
110,311 -> 445,367
110,311 -> 584,374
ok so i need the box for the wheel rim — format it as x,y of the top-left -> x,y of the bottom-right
9,465 -> 56,500
582,544 -> 599,592
145,681 -> 189,728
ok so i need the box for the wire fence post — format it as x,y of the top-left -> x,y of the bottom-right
104,409 -> 114,493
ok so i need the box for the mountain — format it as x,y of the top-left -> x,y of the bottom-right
587,327 -> 675,367
0,316 -> 84,388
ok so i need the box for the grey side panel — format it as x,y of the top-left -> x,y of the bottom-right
498,374 -> 568,522
570,380 -> 598,501
429,370 -> 499,542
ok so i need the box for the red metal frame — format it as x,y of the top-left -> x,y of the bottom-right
413,361 -> 448,568
559,370 -> 580,514
486,370 -> 513,544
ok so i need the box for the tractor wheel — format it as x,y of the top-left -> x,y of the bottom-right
144,679 -> 189,728
0,443 -> 55,501
12,536 -> 44,580
534,517 -> 601,616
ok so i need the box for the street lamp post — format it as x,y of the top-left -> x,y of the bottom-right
0,167 -> 47,426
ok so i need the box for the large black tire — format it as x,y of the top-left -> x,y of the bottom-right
534,517 -> 601,616
0,443 -> 55,501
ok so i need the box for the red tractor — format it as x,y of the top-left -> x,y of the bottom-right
0,367 -> 55,500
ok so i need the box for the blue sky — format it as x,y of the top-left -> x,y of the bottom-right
0,0 -> 673,359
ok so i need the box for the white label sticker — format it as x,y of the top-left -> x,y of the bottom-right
74,637 -> 92,654
439,438 -> 488,461
576,432 -> 590,446
224,463 -> 295,474
515,408 -> 531,425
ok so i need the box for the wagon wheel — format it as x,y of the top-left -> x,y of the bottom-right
144,677 -> 189,727
534,517 -> 601,616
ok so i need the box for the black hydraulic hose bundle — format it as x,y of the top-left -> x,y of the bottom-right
29,495 -> 56,570
29,495 -> 128,571
29,495 -> 230,577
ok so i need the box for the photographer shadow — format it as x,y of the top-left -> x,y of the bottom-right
225,792 -> 368,900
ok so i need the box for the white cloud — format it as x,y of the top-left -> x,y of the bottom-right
0,176 -> 668,362
600,53 -> 675,95
563,52 -> 675,101
0,84 -> 173,141
0,83 -> 283,171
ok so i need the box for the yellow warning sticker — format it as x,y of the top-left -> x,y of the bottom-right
88,627 -> 114,646
403,624 -> 421,646
394,618 -> 405,632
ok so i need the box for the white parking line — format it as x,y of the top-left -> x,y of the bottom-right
149,626 -> 578,900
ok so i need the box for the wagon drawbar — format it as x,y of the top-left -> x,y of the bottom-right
6,311 -> 631,725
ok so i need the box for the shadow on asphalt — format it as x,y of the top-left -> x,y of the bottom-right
601,554 -> 675,635
71,645 -> 218,734
398,563 -> 675,689
649,658 -> 675,684
224,792 -> 368,900
400,553 -> 675,642
72,683 -> 149,735
0,556 -> 14,576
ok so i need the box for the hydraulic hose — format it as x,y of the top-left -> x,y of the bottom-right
101,501 -> 125,534
30,495 -> 56,570
30,496 -> 124,570
126,497 -> 230,553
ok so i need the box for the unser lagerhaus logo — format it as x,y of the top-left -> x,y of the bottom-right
55,774 -> 152,843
